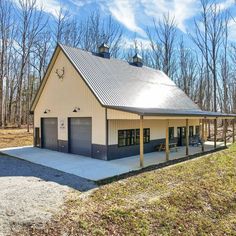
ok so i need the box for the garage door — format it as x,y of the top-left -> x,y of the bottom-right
41,118 -> 58,151
68,117 -> 92,156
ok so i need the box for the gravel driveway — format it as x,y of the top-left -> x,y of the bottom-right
0,154 -> 97,236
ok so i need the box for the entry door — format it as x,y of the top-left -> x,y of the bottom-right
177,127 -> 182,146
68,117 -> 92,156
41,118 -> 58,151
177,127 -> 186,146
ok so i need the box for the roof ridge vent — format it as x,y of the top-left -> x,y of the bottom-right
132,53 -> 143,67
98,43 -> 110,59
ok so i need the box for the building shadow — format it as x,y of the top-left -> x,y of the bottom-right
0,154 -> 97,192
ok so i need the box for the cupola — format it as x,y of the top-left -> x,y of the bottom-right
132,53 -> 143,67
98,43 -> 110,59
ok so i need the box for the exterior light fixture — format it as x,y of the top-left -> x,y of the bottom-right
44,109 -> 51,114
73,107 -> 80,112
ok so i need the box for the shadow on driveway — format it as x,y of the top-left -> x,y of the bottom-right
0,153 -> 97,192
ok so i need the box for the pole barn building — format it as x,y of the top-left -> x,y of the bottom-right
30,43 -> 236,166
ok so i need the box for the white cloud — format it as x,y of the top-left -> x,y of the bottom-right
228,19 -> 236,41
12,0 -> 64,18
105,0 -> 146,37
69,0 -> 93,8
217,0 -> 235,11
12,0 -> 236,37
122,36 -> 151,50
140,0 -> 199,33
103,0 -> 200,36
35,0 -> 63,17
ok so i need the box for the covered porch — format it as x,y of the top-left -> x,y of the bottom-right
134,109 -> 236,168
113,141 -> 227,169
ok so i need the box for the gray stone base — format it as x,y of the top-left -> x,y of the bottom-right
34,137 -> 41,148
36,138 -> 180,161
92,144 -> 107,160
58,140 -> 69,153
107,138 -> 166,160
37,140 -> 107,160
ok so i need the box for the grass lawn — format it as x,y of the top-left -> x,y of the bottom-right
17,144 -> 236,236
0,128 -> 33,148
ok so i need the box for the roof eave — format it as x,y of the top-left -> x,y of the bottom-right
106,106 -> 236,118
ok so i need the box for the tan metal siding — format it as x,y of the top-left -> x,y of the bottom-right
108,119 -> 199,145
107,109 -> 205,120
34,50 -> 106,145
107,109 -> 139,119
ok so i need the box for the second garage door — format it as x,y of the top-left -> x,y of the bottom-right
68,117 -> 92,156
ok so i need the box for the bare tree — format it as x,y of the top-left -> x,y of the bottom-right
177,38 -> 198,99
190,0 -> 225,112
0,0 -> 14,127
229,44 -> 236,113
31,30 -> 52,82
79,11 -> 123,57
219,13 -> 230,113
190,0 -> 226,140
54,10 -> 123,57
147,13 -> 177,78
14,0 -> 47,128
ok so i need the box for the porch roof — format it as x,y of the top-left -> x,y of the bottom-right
108,106 -> 236,118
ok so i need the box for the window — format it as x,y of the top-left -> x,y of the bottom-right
127,129 -> 135,146
118,130 -> 126,147
136,129 -> 140,144
169,127 -> 174,141
182,127 -> 186,138
118,128 -> 150,147
189,126 -> 194,137
118,129 -> 135,147
195,125 -> 200,136
144,128 -> 150,143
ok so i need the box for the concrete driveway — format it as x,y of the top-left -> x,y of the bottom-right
0,147 -> 133,181
0,142 -> 226,181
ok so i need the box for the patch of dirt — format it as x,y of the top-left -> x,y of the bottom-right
0,176 -> 72,236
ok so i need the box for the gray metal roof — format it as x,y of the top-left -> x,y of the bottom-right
60,44 -> 200,110
111,106 -> 235,117
31,44 -> 233,118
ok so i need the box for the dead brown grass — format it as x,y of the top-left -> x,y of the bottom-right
14,145 -> 236,236
0,128 -> 33,148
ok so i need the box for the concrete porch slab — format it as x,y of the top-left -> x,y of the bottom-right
0,142 -> 227,181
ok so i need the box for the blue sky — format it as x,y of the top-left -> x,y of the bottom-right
12,0 -> 236,48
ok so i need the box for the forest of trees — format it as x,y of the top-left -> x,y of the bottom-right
0,0 -> 236,130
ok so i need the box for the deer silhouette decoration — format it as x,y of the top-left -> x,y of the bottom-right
55,67 -> 65,80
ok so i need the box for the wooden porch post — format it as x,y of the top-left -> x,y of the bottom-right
166,119 -> 170,161
140,115 -> 144,167
232,119 -> 235,144
204,118 -> 208,141
201,118 -> 205,152
214,118 -> 217,149
224,119 -> 227,147
186,119 -> 189,156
